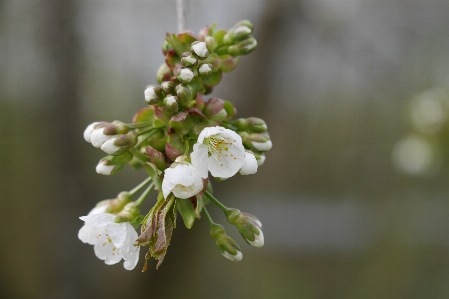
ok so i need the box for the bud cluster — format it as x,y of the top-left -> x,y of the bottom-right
79,20 -> 272,271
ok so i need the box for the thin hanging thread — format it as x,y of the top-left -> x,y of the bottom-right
176,0 -> 188,33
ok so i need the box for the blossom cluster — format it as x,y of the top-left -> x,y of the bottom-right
79,20 -> 272,271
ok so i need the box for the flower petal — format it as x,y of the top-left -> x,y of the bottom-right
239,152 -> 258,175
191,143 -> 209,178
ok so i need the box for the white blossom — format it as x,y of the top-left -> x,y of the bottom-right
96,161 -> 115,175
191,126 -> 245,179
91,128 -> 110,148
101,137 -> 121,155
78,213 -> 140,270
239,151 -> 258,175
84,122 -> 100,143
162,163 -> 203,199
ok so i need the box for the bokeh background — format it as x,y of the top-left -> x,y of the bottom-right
2,0 -> 449,298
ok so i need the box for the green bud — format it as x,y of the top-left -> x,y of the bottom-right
225,208 -> 264,247
220,55 -> 239,73
156,63 -> 172,84
162,40 -> 172,56
223,20 -> 253,45
161,81 -> 176,95
114,202 -> 140,223
233,117 -> 267,133
105,192 -> 133,214
163,95 -> 179,114
181,52 -> 198,67
176,84 -> 192,108
198,63 -> 213,78
169,111 -> 193,135
223,101 -> 237,120
205,36 -> 217,52
204,98 -> 227,122
145,147 -> 167,171
240,132 -> 272,152
228,37 -> 257,56
210,223 -> 242,261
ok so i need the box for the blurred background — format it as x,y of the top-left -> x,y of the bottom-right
2,0 -> 449,298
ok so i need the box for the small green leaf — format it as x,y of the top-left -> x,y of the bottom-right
176,198 -> 196,229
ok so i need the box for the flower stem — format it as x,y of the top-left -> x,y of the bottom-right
130,147 -> 150,163
202,205 -> 216,226
129,176 -> 152,196
204,191 -> 229,213
126,122 -> 153,129
137,127 -> 159,136
135,183 -> 155,207
136,128 -> 160,147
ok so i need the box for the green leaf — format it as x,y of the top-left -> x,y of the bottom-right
176,198 -> 196,229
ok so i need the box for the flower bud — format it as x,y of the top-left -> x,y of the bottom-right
145,147 -> 167,171
204,98 -> 227,122
227,37 -> 257,56
223,101 -> 237,120
177,67 -> 195,83
114,202 -> 140,223
253,152 -> 266,166
239,150 -> 258,175
163,95 -> 179,114
91,191 -> 133,215
96,151 -> 133,175
91,123 -> 126,148
176,84 -> 192,107
162,40 -> 172,56
225,208 -> 264,247
169,111 -> 193,136
101,132 -> 137,155
205,36 -> 217,52
145,85 -> 164,105
233,117 -> 267,133
210,223 -> 242,261
161,81 -> 176,95
220,55 -> 239,73
181,52 -> 198,67
223,20 -> 253,45
241,132 -> 272,152
198,63 -> 213,78
156,63 -> 172,84
83,122 -> 101,143
191,41 -> 209,60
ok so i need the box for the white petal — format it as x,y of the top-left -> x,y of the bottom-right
101,138 -> 121,154
179,68 -> 194,82
91,128 -> 110,148
208,141 -> 244,178
192,42 -> 208,57
222,250 -> 242,262
199,64 -> 212,73
122,246 -> 140,270
239,152 -> 258,175
248,229 -> 264,247
144,86 -> 158,101
96,162 -> 115,175
256,154 -> 266,166
252,140 -> 272,152
83,122 -> 100,143
80,213 -> 115,228
191,143 -> 209,178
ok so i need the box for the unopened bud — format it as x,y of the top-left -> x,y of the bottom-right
163,95 -> 179,113
241,132 -> 272,152
145,147 -> 167,171
96,151 -> 133,175
169,111 -> 193,136
177,67 -> 195,83
204,98 -> 227,122
228,37 -> 257,56
91,122 -> 128,148
162,40 -> 172,56
191,41 -> 209,60
225,208 -> 264,247
83,122 -> 101,143
234,117 -> 267,133
198,63 -> 213,78
161,81 -> 176,95
145,85 -> 164,105
210,223 -> 242,261
114,202 -> 140,223
156,63 -> 172,84
181,52 -> 198,67
205,36 -> 217,52
176,84 -> 192,107
101,133 -> 137,155
253,152 -> 266,166
239,150 -> 258,175
223,20 -> 253,45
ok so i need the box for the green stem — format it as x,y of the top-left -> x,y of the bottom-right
202,205 -> 216,226
135,183 -> 155,207
131,147 -> 150,163
129,176 -> 152,196
137,127 -> 159,136
204,191 -> 229,213
136,129 -> 160,147
183,139 -> 190,156
127,122 -> 154,129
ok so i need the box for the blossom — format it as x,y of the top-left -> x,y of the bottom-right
78,213 -> 140,270
84,122 -> 100,143
162,163 -> 203,199
191,126 -> 245,179
239,151 -> 258,175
